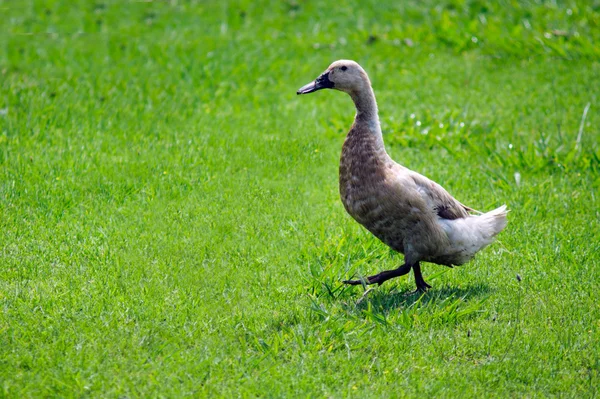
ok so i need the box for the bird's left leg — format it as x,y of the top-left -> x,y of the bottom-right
343,262 -> 412,286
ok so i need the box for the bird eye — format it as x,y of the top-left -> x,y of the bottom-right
341,66 -> 348,71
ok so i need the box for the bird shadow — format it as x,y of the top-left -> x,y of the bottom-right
342,282 -> 494,317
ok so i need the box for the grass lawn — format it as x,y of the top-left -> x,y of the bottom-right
1,0 -> 600,397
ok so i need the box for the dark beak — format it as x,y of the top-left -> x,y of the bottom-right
296,72 -> 334,95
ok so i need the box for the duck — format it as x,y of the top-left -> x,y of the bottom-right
297,60 -> 508,293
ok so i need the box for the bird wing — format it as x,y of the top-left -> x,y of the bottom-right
407,171 -> 471,220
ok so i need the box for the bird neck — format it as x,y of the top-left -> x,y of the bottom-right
348,84 -> 385,151
350,84 -> 379,124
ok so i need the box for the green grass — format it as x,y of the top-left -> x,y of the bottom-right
1,0 -> 600,396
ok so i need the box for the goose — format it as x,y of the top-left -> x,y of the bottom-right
297,60 -> 508,293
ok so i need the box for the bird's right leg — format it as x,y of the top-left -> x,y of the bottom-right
406,262 -> 431,295
343,263 -> 412,286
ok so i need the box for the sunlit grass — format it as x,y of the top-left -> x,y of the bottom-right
1,0 -> 599,397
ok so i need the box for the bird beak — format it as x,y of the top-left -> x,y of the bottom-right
296,71 -> 334,95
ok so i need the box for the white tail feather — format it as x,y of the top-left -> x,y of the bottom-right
477,204 -> 509,239
438,205 -> 509,265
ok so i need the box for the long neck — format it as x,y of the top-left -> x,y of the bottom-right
350,83 -> 379,122
339,84 -> 390,202
347,83 -> 386,152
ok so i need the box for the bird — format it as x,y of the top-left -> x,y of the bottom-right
297,60 -> 508,294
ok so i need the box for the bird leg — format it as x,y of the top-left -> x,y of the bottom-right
343,263 -> 412,286
406,262 -> 431,295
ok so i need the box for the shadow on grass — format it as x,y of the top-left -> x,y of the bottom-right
376,284 -> 492,310
342,282 -> 494,320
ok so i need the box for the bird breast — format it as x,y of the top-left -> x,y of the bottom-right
339,136 -> 409,252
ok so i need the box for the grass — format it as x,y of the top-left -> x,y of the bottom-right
1,0 -> 599,396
